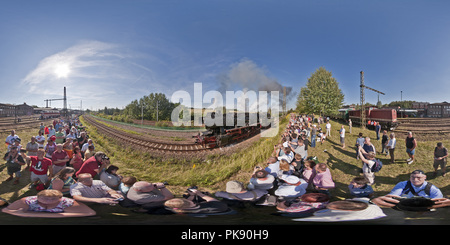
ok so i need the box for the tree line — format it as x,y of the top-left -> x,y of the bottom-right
98,93 -> 180,122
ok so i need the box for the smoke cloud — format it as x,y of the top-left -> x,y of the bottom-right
217,58 -> 295,110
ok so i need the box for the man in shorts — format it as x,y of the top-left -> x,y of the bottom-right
22,149 -> 53,189
405,132 -> 417,165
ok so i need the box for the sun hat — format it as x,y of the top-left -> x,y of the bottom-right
283,175 -> 301,185
226,181 -> 244,193
255,169 -> 269,179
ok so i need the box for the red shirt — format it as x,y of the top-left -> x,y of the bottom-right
52,150 -> 68,166
76,156 -> 101,178
29,156 -> 52,175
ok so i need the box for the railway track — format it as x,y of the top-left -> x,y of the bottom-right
393,117 -> 450,140
82,115 -> 211,154
0,116 -> 53,134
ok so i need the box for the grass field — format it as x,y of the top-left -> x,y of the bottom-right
1,114 -> 450,206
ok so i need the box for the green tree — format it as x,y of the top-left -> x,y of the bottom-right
123,93 -> 180,121
296,67 -> 344,116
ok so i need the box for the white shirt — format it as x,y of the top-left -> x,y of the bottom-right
35,135 -> 46,147
387,138 -> 397,149
5,135 -> 18,144
340,128 -> 345,137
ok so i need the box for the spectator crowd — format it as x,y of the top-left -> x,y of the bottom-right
1,114 -> 450,219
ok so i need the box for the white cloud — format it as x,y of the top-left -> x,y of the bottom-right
21,40 -> 155,109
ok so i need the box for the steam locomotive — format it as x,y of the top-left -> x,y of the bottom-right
193,112 -> 271,148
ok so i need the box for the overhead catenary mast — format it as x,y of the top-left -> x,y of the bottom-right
44,86 -> 68,117
360,71 -> 385,129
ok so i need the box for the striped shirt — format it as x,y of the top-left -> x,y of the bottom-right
70,180 -> 112,198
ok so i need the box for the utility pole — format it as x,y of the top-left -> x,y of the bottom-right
360,71 -> 385,129
283,87 -> 286,115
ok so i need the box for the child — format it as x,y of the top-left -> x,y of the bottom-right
301,160 -> 316,183
278,159 -> 294,177
348,176 -> 374,198
119,176 -> 137,195
291,153 -> 304,177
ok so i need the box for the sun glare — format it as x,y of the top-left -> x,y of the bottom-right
54,63 -> 71,78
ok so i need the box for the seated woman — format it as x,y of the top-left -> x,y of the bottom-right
164,188 -> 229,214
2,190 -> 96,218
100,165 -> 122,190
48,167 -> 77,196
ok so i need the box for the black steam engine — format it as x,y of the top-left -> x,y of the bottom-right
193,112 -> 271,148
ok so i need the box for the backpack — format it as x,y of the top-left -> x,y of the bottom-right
402,181 -> 432,196
369,159 -> 383,172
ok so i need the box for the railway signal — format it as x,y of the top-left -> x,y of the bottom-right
360,71 -> 385,129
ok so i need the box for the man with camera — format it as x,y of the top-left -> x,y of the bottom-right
75,151 -> 109,178
370,170 -> 443,209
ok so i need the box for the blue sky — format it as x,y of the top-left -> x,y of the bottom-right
1,0 -> 449,111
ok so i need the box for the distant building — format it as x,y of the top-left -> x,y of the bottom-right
0,103 -> 34,117
428,102 -> 450,118
412,102 -> 429,109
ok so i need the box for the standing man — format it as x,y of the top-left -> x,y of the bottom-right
433,142 -> 448,177
339,125 -> 346,148
310,125 -> 317,148
46,125 -> 56,139
325,121 -> 331,137
386,133 -> 397,164
348,119 -> 352,134
25,136 -> 39,168
22,149 -> 53,189
375,122 -> 381,140
355,133 -> 365,159
35,130 -> 46,149
51,144 -> 69,174
363,137 -> 376,155
55,127 -> 66,144
405,132 -> 417,165
5,130 -> 19,148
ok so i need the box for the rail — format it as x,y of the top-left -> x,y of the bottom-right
82,115 -> 211,153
